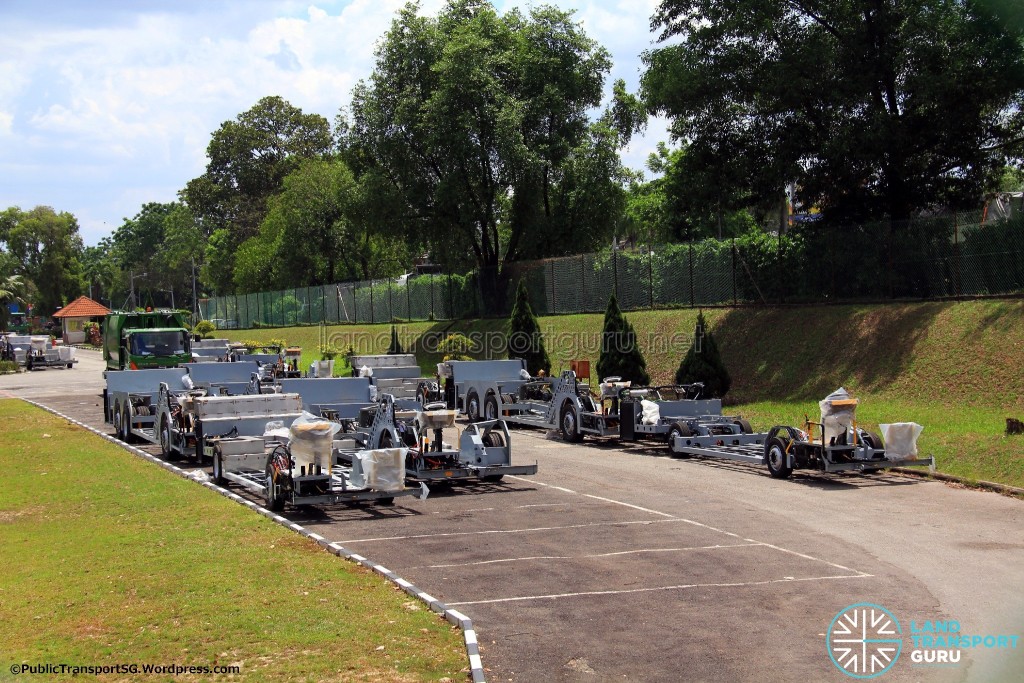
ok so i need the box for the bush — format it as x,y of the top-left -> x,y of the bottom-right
0,360 -> 19,374
507,278 -> 550,375
193,320 -> 216,339
596,294 -> 650,385
437,333 -> 474,362
675,311 -> 731,398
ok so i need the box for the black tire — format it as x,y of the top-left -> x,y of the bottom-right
860,430 -> 884,474
765,437 -> 793,479
159,416 -> 177,460
466,392 -> 481,423
734,418 -> 753,434
265,463 -> 286,512
481,474 -> 504,483
482,430 -> 507,448
560,403 -> 583,443
378,429 -> 395,449
212,447 -> 225,485
66,363 -> 74,369
484,394 -> 499,421
376,497 -> 395,506
121,403 -> 134,443
113,404 -> 124,440
667,421 -> 693,456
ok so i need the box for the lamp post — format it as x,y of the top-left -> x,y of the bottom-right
129,271 -> 147,310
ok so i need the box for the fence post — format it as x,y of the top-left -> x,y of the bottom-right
550,260 -> 556,314
430,274 -> 435,320
688,242 -> 695,307
369,282 -> 374,325
353,283 -> 359,324
407,276 -> 412,321
321,286 -> 326,325
648,243 -> 654,310
448,272 -> 454,320
580,254 -> 586,312
613,249 -> 619,301
954,214 -> 962,299
732,237 -> 737,306
388,280 -> 394,322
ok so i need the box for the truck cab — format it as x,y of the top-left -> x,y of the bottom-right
104,311 -> 192,370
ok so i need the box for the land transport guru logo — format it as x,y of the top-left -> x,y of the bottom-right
827,603 -> 903,678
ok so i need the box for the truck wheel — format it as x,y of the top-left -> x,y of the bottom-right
484,394 -> 499,421
560,403 -> 583,443
482,474 -> 504,483
113,404 -> 124,440
734,418 -> 753,434
376,497 -> 395,506
667,421 -> 693,456
159,417 -> 176,460
265,464 -> 286,512
121,403 -> 134,443
765,437 -> 793,479
212,447 -> 225,485
860,430 -> 884,474
194,424 -> 205,462
466,392 -> 481,423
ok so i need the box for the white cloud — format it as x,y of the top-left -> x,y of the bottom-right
0,0 -> 667,246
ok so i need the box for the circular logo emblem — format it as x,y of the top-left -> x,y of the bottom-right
827,603 -> 903,678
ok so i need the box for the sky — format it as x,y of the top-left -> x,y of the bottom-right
0,0 -> 668,247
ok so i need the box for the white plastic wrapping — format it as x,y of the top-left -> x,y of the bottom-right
350,448 -> 406,492
879,423 -> 924,460
288,411 -> 341,473
359,364 -> 373,377
640,399 -> 661,425
819,387 -> 856,444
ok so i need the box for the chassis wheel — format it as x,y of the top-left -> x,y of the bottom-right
560,403 -> 583,443
159,416 -> 177,460
212,446 -> 225,485
113,404 -> 124,440
466,392 -> 481,423
734,418 -> 753,434
667,421 -> 693,456
265,457 -> 287,512
765,437 -> 793,479
484,394 -> 499,421
859,430 -> 884,474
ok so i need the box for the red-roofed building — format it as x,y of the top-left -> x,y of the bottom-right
52,296 -> 111,344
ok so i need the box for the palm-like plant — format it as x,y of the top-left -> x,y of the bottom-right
0,274 -> 26,331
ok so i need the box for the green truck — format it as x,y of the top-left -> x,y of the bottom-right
103,310 -> 192,371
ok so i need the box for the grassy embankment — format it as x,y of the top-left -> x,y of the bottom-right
0,400 -> 466,681
223,300 -> 1024,489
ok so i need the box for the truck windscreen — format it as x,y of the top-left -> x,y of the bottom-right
130,331 -> 187,356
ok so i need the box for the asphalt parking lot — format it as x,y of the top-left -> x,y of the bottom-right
4,351 -> 1022,682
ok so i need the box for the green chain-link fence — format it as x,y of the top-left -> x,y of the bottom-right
202,211 -> 1024,328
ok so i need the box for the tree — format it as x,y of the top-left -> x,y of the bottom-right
675,311 -> 731,398
507,277 -> 550,375
641,0 -> 1024,224
596,294 -> 649,385
4,206 -> 84,316
183,96 -> 332,293
345,0 -> 632,310
0,273 -> 25,331
232,158 -> 405,292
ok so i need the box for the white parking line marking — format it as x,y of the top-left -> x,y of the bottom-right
336,518 -> 689,544
506,475 -> 868,575
447,573 -> 875,606
417,543 -> 763,569
516,503 -> 570,509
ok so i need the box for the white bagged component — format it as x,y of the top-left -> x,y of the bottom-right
359,365 -> 373,377
288,411 -> 341,474
819,387 -> 857,444
350,448 -> 406,492
640,399 -> 661,426
879,423 -> 924,460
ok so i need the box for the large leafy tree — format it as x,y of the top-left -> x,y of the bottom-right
183,96 -> 333,293
345,0 -> 633,309
233,158 -> 405,292
641,0 -> 1024,224
3,206 -> 84,316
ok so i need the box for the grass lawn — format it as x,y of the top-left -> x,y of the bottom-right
218,300 -> 1024,489
0,400 -> 467,682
